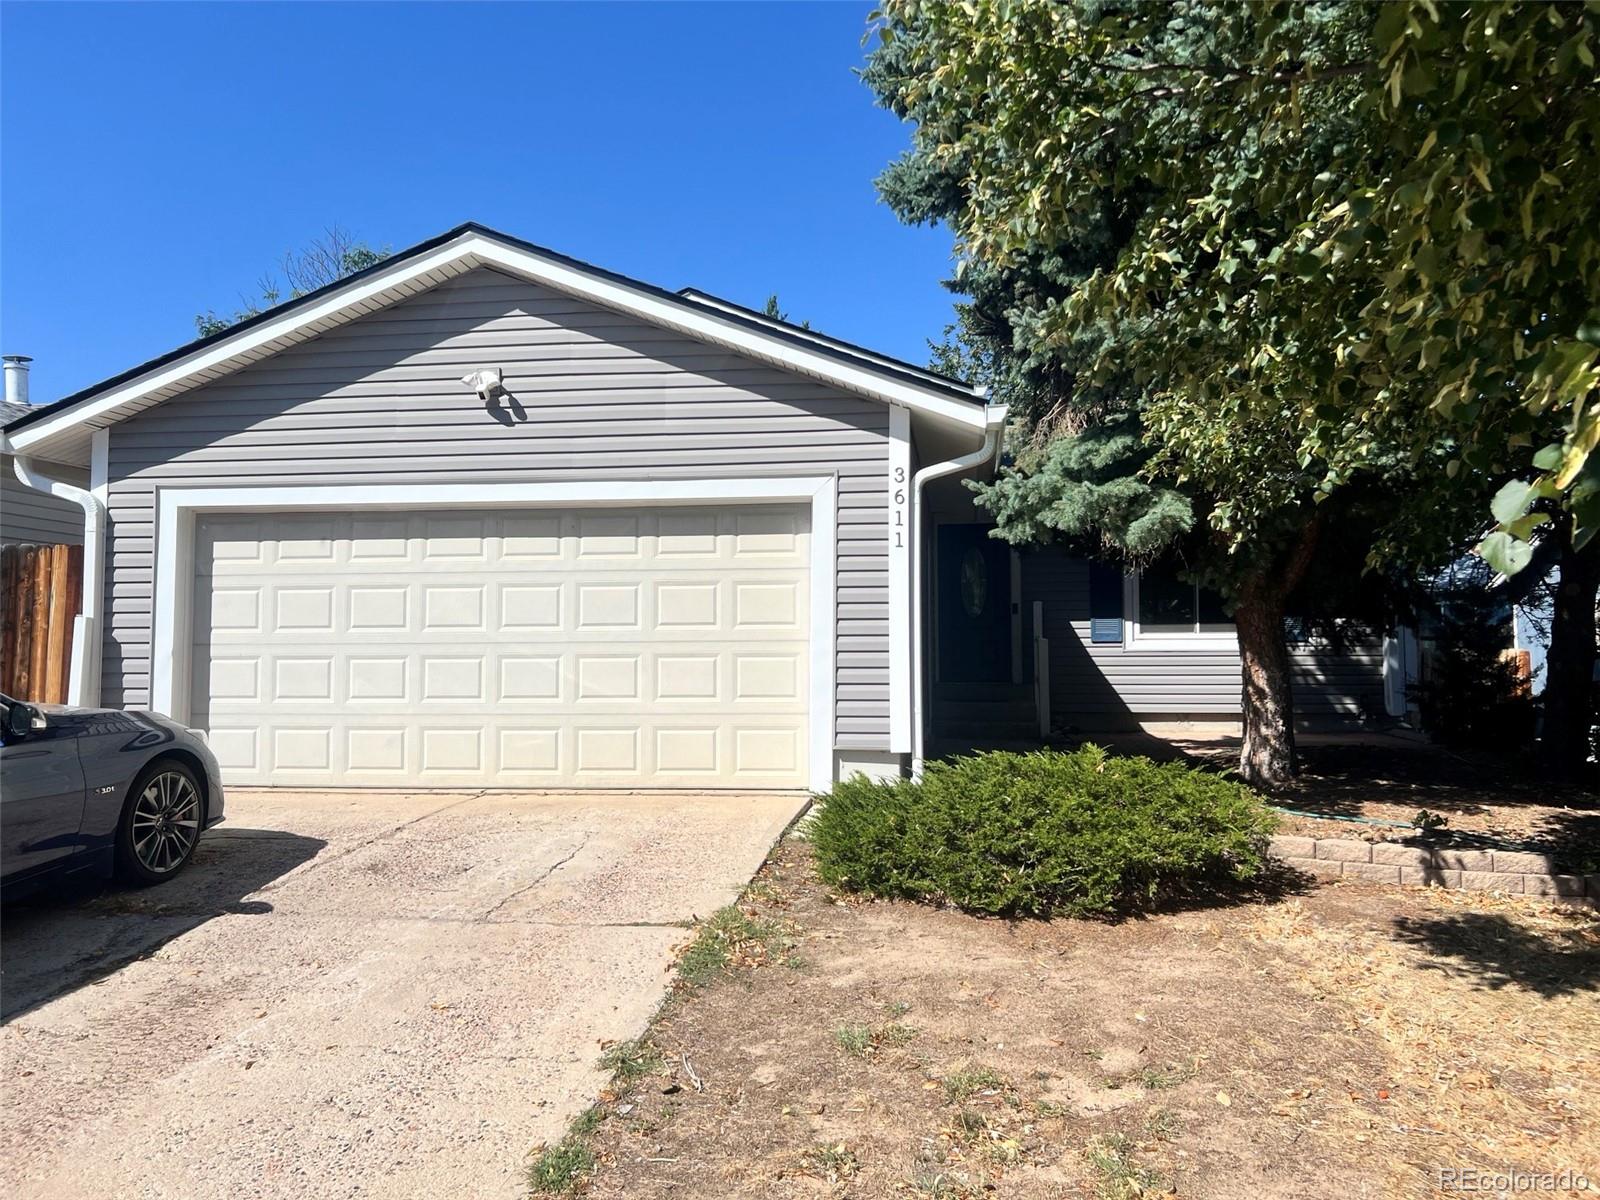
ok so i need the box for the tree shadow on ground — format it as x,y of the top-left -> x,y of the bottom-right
1400,809 -> 1600,874
1390,910 -> 1600,999
1066,731 -> 1598,868
1514,810 -> 1600,874
1078,731 -> 1597,819
1276,740 -> 1508,817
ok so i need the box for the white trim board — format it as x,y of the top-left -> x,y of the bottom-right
151,476 -> 839,791
89,430 -> 110,504
10,229 -> 988,464
887,405 -> 912,753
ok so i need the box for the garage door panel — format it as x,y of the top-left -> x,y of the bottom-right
207,581 -> 802,640
201,587 -> 263,633
200,514 -> 809,573
347,518 -> 411,561
349,585 -> 411,633
734,581 -> 800,628
501,584 -> 561,631
576,583 -> 641,629
199,711 -> 811,787
192,505 -> 810,788
347,727 -> 408,774
295,719 -> 801,784
198,644 -> 808,713
500,656 -> 562,701
205,726 -> 259,773
200,658 -> 808,715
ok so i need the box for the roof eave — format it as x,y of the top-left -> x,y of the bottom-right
7,226 -> 987,465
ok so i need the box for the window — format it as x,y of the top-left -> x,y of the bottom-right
1125,564 -> 1234,648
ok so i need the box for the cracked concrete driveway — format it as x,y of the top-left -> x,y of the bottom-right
1,788 -> 806,1199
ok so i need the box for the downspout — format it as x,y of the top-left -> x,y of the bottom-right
910,403 -> 1007,777
9,450 -> 104,706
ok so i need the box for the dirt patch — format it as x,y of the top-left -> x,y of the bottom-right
573,841 -> 1598,1199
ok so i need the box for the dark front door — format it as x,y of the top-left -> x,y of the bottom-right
936,524 -> 1011,683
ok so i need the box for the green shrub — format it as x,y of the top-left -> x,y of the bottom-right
810,746 -> 1276,918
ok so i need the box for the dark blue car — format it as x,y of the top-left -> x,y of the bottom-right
0,692 -> 224,894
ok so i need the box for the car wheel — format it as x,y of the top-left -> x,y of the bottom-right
116,759 -> 204,885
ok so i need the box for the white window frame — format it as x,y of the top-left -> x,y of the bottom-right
1122,571 -> 1236,651
150,476 -> 838,790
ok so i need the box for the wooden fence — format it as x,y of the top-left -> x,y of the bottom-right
1501,647 -> 1533,696
1,542 -> 83,704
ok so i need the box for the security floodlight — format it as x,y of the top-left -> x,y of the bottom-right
461,367 -> 506,402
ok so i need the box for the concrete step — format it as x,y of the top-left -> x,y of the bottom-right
933,700 -> 1038,723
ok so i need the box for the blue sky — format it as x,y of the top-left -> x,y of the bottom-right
0,1 -> 957,404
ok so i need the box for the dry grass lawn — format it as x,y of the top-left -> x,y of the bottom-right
558,840 -> 1599,1199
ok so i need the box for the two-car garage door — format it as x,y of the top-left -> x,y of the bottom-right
192,505 -> 811,788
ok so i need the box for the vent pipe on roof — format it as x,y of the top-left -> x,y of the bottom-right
3,355 -> 32,406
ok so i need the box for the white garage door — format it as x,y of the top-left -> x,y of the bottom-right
192,505 -> 810,788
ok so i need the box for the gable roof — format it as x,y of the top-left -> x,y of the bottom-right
2,222 -> 991,465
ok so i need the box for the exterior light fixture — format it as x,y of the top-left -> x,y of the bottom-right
461,367 -> 506,401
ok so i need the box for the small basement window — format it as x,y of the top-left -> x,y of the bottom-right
1125,564 -> 1234,649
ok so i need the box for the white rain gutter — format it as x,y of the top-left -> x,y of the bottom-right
910,403 -> 1008,777
9,450 -> 104,706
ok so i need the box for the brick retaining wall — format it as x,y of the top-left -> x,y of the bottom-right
1269,835 -> 1597,905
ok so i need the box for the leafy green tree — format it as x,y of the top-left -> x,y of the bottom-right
866,0 -> 1599,782
1316,3 -> 1600,579
195,226 -> 389,336
868,1 -> 1429,783
1352,2 -> 1600,776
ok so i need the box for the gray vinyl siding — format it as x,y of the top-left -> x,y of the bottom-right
1022,546 -> 1383,723
100,267 -> 891,748
1,455 -> 86,546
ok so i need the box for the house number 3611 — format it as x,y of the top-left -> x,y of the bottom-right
892,465 -> 906,548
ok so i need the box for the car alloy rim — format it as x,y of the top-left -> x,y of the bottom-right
131,771 -> 200,874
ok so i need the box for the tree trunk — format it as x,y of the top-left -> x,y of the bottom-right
1539,518 -> 1600,780
1234,516 -> 1324,789
1235,579 -> 1298,788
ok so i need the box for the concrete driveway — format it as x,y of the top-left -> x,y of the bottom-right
1,788 -> 806,1199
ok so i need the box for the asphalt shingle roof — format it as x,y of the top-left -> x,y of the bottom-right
0,399 -> 34,427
